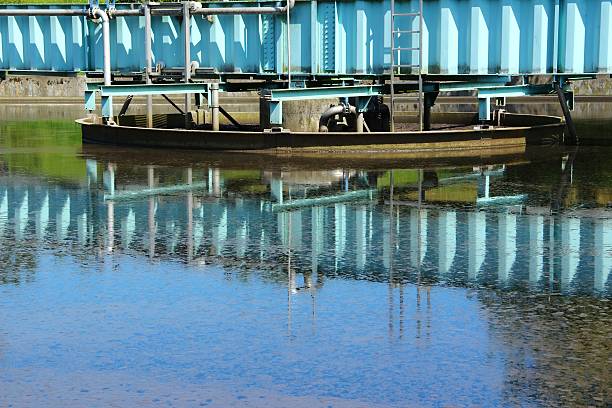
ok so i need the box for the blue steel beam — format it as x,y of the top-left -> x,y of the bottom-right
88,83 -> 214,114
96,83 -> 211,96
476,84 -> 556,121
267,85 -> 383,125
267,85 -> 384,101
477,84 -> 555,98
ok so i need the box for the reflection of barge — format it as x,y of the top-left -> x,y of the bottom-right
79,111 -> 564,153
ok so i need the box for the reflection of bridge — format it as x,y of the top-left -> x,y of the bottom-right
0,163 -> 610,295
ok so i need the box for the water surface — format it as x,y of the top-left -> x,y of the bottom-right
0,119 -> 610,407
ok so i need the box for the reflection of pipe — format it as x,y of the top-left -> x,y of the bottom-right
551,149 -> 577,214
318,104 -> 357,132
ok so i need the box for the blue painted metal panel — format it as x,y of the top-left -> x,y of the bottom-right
1,1 -> 612,75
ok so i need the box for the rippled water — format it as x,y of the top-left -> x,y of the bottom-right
0,119 -> 610,407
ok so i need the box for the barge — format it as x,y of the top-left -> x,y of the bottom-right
78,110 -> 565,153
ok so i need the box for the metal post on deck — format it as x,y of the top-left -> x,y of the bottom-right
210,82 -> 220,131
183,1 -> 192,128
144,2 -> 153,128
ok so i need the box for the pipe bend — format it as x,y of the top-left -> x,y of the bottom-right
90,7 -> 109,22
283,0 -> 296,12
319,104 -> 356,132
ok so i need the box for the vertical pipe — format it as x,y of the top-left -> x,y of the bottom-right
356,112 -> 364,133
93,9 -> 113,120
418,0 -> 424,131
211,82 -> 220,131
183,1 -> 191,128
144,3 -> 153,128
390,0 -> 395,132
286,0 -> 291,87
98,12 -> 111,87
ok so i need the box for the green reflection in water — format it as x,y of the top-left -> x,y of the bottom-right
0,120 -> 84,182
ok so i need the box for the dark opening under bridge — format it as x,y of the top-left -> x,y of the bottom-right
1,0 -> 611,140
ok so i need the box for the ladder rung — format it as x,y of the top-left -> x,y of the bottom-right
393,30 -> 420,34
392,47 -> 420,51
392,12 -> 420,16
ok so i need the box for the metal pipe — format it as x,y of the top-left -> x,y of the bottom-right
318,104 -> 357,132
183,1 -> 191,128
144,3 -> 153,128
319,105 -> 344,132
91,8 -> 111,88
210,82 -> 220,131
0,0 -> 296,17
286,0 -> 291,87
142,0 -> 297,16
111,8 -> 143,16
91,8 -> 112,120
0,8 -> 89,16
356,112 -> 364,133
191,0 -> 295,16
418,0 -> 424,132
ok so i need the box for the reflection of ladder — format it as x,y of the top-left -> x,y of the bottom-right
390,0 -> 423,132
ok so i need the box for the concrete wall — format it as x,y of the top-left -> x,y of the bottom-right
0,74 -> 86,98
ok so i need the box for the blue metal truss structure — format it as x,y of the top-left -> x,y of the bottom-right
0,0 -> 609,137
1,1 -> 611,76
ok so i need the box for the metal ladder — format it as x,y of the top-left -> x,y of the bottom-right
390,0 -> 423,132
